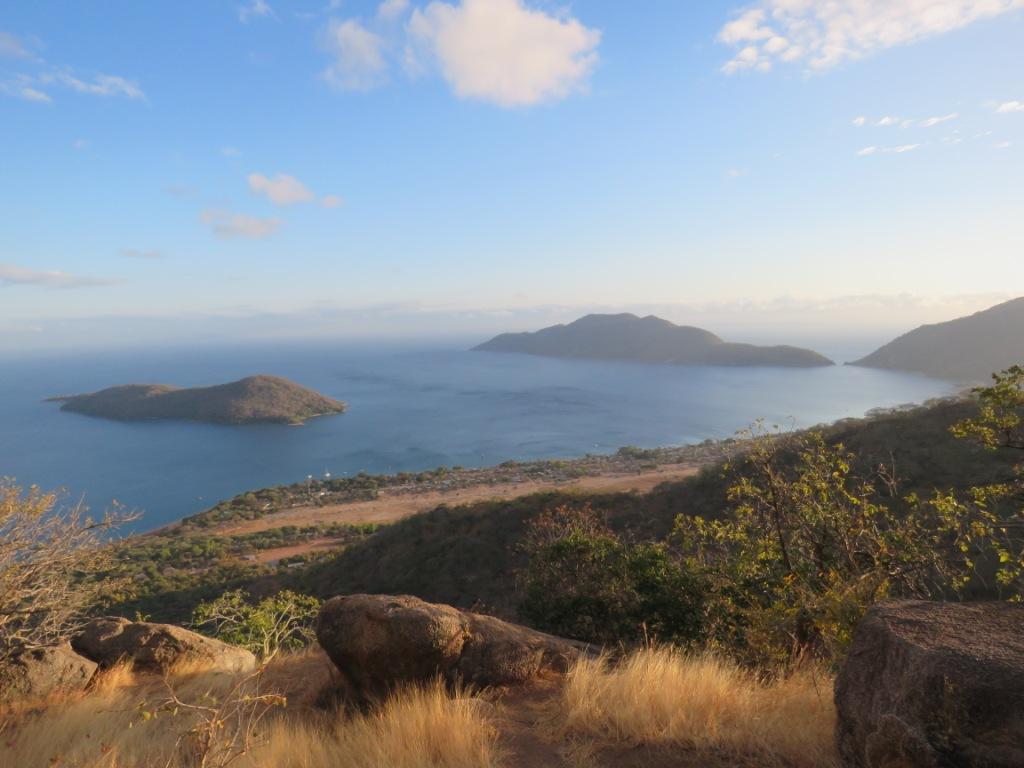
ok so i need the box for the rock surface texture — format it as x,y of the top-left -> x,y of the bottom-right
71,617 -> 256,674
835,600 -> 1024,768
0,643 -> 98,705
316,594 -> 588,700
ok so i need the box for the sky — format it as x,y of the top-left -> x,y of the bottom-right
2,0 -> 1023,351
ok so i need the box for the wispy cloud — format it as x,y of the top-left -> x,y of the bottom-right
221,146 -> 241,157
920,113 -> 958,127
40,71 -> 144,99
852,116 -> 866,127
994,140 -> 1013,149
248,172 -> 317,206
719,1 -> 1024,74
996,100 -> 1024,113
239,0 -> 275,23
200,209 -> 282,239
321,194 -> 344,208
321,19 -> 388,91
0,31 -> 30,59
856,143 -> 921,156
0,263 -> 116,289
121,249 -> 163,259
377,0 -> 410,21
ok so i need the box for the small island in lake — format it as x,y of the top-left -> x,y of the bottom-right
49,375 -> 346,425
475,313 -> 834,368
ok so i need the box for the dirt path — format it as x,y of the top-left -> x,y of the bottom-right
217,464 -> 701,540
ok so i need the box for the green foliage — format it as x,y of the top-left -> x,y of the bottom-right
191,589 -> 321,659
952,365 -> 1024,451
519,505 -> 704,645
672,422 -> 1023,666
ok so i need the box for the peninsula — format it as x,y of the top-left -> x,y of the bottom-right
49,375 -> 346,425
850,297 -> 1024,382
474,313 -> 834,367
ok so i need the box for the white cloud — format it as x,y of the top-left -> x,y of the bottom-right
718,1 -> 1024,73
0,263 -> 115,289
0,80 -> 51,102
0,31 -> 29,59
996,100 -> 1024,113
222,146 -> 241,157
407,0 -> 601,107
920,113 -> 958,127
72,138 -> 89,150
321,19 -> 388,90
994,140 -> 1013,149
726,167 -> 746,178
378,0 -> 410,21
121,249 -> 163,259
856,143 -> 921,156
875,115 -> 900,127
852,116 -> 866,127
200,209 -> 282,239
321,194 -> 345,208
248,172 -> 317,206
38,71 -> 145,99
239,0 -> 274,23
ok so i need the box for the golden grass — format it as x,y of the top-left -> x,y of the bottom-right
553,647 -> 838,767
0,653 -> 500,768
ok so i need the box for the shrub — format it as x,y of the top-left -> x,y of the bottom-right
192,589 -> 321,659
518,505 -> 704,645
0,481 -> 135,666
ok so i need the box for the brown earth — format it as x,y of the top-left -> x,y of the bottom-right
219,464 -> 701,564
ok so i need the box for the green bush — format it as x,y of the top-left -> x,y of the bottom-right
191,589 -> 321,659
518,505 -> 704,645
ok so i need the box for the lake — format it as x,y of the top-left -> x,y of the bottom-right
0,340 -> 957,532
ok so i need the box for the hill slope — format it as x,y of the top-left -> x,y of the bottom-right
850,297 -> 1024,381
51,375 -> 346,425
474,313 -> 833,367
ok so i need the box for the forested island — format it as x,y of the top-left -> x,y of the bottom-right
475,313 -> 834,367
49,375 -> 346,425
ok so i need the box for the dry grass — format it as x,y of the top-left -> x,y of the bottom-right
552,647 -> 838,767
0,653 -> 500,768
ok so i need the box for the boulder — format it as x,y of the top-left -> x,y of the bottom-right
71,617 -> 256,675
315,594 -> 588,700
835,600 -> 1024,768
0,643 -> 97,706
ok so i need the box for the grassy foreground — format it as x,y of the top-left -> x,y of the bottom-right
0,648 -> 836,768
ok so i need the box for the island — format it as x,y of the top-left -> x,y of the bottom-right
474,313 -> 833,367
849,297 -> 1024,382
49,375 -> 346,425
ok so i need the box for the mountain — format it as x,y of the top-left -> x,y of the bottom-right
850,297 -> 1024,381
50,375 -> 346,425
474,313 -> 833,368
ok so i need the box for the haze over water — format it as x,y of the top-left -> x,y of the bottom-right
0,341 -> 957,532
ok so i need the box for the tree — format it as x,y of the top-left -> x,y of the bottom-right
191,589 -> 321,660
0,481 -> 135,666
672,424 -> 1020,666
519,505 -> 704,645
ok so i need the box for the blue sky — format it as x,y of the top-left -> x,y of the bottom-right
2,0 -> 1023,349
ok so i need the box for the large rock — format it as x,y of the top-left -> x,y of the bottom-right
71,617 -> 256,675
0,643 -> 97,705
316,594 -> 588,700
835,600 -> 1024,767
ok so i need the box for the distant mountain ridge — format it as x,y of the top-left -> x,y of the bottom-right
474,313 -> 834,368
50,375 -> 346,425
850,297 -> 1024,382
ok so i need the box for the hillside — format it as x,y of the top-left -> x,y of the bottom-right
289,397 -> 1016,620
50,375 -> 346,425
474,313 -> 833,367
850,297 -> 1024,381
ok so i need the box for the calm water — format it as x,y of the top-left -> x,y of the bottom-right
0,341 -> 956,532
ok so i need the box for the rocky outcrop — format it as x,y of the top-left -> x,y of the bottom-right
0,643 -> 97,705
71,617 -> 256,674
835,600 -> 1024,767
315,594 -> 588,700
